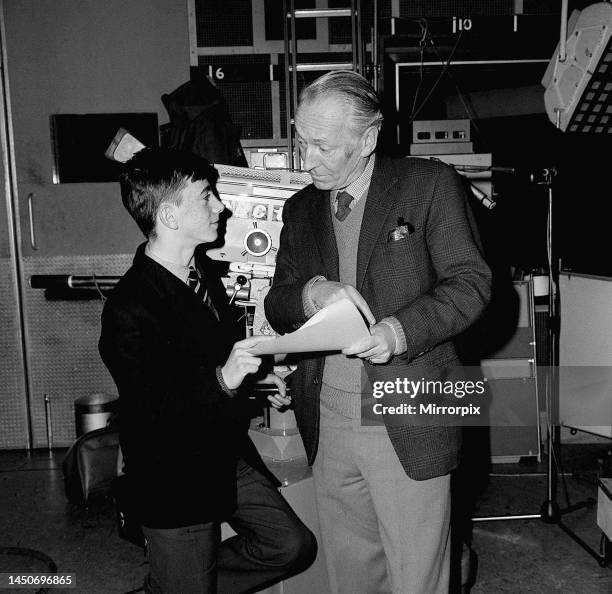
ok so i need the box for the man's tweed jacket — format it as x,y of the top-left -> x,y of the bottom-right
265,153 -> 492,481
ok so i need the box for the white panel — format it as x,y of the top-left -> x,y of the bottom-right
559,274 -> 612,440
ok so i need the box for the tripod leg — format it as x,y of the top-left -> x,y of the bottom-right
556,520 -> 607,565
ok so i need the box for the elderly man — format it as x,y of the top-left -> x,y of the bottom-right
264,71 -> 491,593
99,148 -> 315,593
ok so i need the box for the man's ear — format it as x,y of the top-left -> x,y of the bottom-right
360,125 -> 379,157
158,202 -> 179,230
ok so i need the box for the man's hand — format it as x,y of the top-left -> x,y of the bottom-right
221,335 -> 275,390
342,322 -> 396,364
257,373 -> 293,409
310,280 -> 375,325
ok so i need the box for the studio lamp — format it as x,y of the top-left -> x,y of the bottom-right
542,1 -> 612,133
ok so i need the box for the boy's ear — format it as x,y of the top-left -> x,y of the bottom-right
158,203 -> 178,230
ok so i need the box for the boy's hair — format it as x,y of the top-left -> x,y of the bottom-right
119,148 -> 219,238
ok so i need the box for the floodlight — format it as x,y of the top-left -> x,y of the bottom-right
542,2 -> 612,133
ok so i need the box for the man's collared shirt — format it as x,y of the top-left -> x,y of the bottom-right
331,154 -> 376,214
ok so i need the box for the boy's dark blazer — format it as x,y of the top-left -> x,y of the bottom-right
265,154 -> 492,481
100,243 -> 272,529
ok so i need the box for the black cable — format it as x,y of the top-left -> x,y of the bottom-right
391,15 -> 463,124
91,272 -> 107,303
426,35 -> 487,145
408,19 -> 428,122
409,28 -> 463,123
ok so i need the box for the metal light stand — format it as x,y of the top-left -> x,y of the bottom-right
537,168 -> 604,565
473,168 -> 606,566
540,166 -> 563,525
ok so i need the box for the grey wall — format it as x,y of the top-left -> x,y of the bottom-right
3,0 -> 190,256
0,0 -> 191,447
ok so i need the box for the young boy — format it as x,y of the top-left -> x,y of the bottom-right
99,148 -> 315,593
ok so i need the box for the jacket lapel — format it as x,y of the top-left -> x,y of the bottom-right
134,245 -> 218,324
356,155 -> 400,292
309,188 -> 339,281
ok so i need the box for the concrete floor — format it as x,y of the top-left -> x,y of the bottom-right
0,444 -> 611,594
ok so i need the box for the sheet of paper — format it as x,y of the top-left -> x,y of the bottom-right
250,298 -> 370,355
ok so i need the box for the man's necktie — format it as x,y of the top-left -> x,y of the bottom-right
335,191 -> 353,222
187,266 -> 215,312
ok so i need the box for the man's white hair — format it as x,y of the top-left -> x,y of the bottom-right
298,71 -> 383,136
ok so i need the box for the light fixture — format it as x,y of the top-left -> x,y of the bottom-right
542,1 -> 612,133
